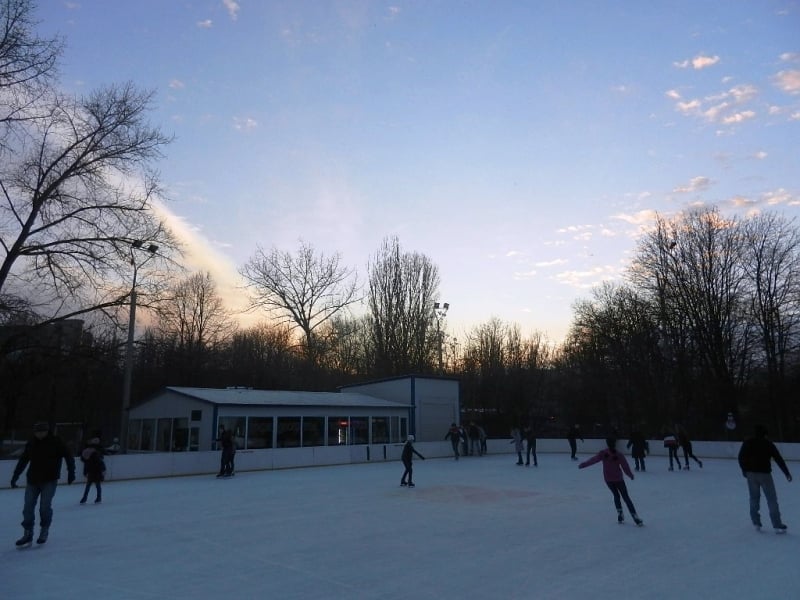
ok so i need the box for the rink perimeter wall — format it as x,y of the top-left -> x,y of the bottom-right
1,439 -> 799,488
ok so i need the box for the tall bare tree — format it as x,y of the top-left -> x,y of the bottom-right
367,236 -> 440,376
240,240 -> 360,362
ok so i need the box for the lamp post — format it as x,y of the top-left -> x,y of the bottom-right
433,301 -> 449,374
120,240 -> 158,453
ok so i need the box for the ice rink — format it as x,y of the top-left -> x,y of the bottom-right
3,450 -> 798,599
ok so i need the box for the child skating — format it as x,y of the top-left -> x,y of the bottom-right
579,437 -> 643,526
400,435 -> 425,487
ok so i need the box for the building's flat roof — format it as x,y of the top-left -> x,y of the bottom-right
165,387 -> 411,409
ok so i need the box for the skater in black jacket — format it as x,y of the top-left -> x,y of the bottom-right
738,425 -> 792,533
79,435 -> 106,504
445,423 -> 460,460
10,421 -> 76,546
567,424 -> 583,460
626,429 -> 649,472
400,435 -> 425,487
215,425 -> 235,477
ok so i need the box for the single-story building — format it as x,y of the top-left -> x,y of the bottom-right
127,375 -> 459,452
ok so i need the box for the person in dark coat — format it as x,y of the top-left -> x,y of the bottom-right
79,435 -> 106,504
400,435 -> 425,487
662,426 -> 681,471
675,424 -> 703,470
11,421 -> 76,546
737,425 -> 792,533
444,423 -> 460,460
215,425 -> 235,477
567,424 -> 583,460
626,429 -> 649,472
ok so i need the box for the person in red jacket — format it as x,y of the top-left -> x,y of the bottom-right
579,437 -> 643,526
737,425 -> 792,533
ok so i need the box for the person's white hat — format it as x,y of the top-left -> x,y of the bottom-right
407,435 -> 415,442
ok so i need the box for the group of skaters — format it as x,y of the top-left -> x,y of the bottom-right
444,421 -> 487,459
10,422 -> 107,547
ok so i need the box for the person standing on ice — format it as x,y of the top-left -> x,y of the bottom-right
579,437 -> 643,526
400,435 -> 425,487
737,424 -> 792,533
626,428 -> 649,472
510,427 -> 524,465
10,421 -> 76,546
215,424 -> 235,478
79,433 -> 106,504
566,424 -> 583,460
444,423 -> 460,460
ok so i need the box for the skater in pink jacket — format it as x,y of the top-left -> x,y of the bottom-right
579,438 -> 643,526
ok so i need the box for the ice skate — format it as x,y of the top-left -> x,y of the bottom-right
617,510 -> 624,524
15,529 -> 33,547
408,482 -> 415,487
36,527 -> 49,545
632,514 -> 643,526
774,524 -> 788,534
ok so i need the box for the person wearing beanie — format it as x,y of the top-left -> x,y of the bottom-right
579,437 -> 643,526
737,425 -> 792,533
400,435 -> 425,487
11,421 -> 76,546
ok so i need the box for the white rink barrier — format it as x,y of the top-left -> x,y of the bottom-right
1,438 -> 798,487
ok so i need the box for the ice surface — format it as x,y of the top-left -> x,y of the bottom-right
3,452 -> 797,599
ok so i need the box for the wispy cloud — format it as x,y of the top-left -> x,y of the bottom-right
673,176 -> 711,193
554,265 -> 621,289
674,54 -> 720,69
535,259 -> 568,268
672,84 -> 758,125
223,0 -> 240,21
773,69 -> 800,94
721,110 -> 755,124
197,19 -> 213,28
233,116 -> 258,131
779,52 -> 800,63
168,79 -> 185,90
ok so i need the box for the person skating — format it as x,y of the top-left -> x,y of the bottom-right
79,434 -> 106,504
579,437 -> 643,526
400,435 -> 425,487
737,425 -> 792,533
510,427 -> 524,465
444,423 -> 460,460
524,425 -> 538,467
626,429 -> 649,472
675,424 -> 703,470
567,424 -> 583,460
10,421 -> 76,546
662,427 -> 681,471
215,425 -> 235,477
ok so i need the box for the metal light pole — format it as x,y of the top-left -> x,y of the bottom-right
434,301 -> 449,374
120,240 -> 158,453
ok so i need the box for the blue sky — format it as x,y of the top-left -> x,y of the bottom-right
40,1 -> 800,343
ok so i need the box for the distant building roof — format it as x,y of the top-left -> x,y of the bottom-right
164,387 -> 411,409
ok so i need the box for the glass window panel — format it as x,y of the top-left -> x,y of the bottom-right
128,419 -> 141,451
172,418 -> 189,451
351,417 -> 368,445
371,417 -> 389,443
302,417 -> 324,447
191,410 -> 202,422
276,417 -> 301,448
247,417 -> 273,449
140,419 -> 155,451
329,417 -> 349,445
156,418 -> 172,451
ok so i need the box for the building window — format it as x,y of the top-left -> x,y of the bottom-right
172,418 -> 189,451
390,416 -> 408,443
156,418 -> 172,451
351,417 -> 368,445
277,417 -> 301,448
128,419 -> 141,451
302,417 -> 324,447
140,419 -> 155,451
247,417 -> 273,449
371,417 -> 389,443
191,410 -> 202,422
329,417 -> 349,445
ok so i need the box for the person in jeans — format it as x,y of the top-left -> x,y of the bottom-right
524,425 -> 538,467
738,425 -> 792,533
11,421 -> 76,546
444,423 -> 460,460
400,435 -> 425,487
